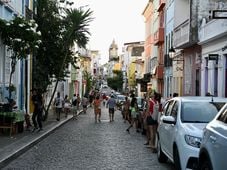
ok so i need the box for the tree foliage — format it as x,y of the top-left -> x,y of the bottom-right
33,0 -> 93,92
83,70 -> 92,96
107,70 -> 123,92
0,16 -> 41,99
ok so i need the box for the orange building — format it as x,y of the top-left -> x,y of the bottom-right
142,0 -> 165,95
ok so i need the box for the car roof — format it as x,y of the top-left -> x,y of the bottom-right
117,94 -> 125,97
172,96 -> 227,102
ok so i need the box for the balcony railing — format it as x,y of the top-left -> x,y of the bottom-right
173,20 -> 190,48
199,19 -> 227,43
157,0 -> 165,12
154,28 -> 164,45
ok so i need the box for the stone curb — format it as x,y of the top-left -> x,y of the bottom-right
0,110 -> 83,169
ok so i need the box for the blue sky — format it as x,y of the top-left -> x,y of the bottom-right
74,0 -> 148,64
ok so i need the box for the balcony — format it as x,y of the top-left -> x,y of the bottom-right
199,19 -> 227,44
157,0 -> 165,12
154,28 -> 164,45
173,20 -> 190,48
156,65 -> 164,79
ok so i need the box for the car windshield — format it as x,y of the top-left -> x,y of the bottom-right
181,102 -> 226,123
117,96 -> 125,100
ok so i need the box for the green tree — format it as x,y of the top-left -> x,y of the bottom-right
107,70 -> 123,92
34,0 -> 93,119
0,17 -> 41,100
83,70 -> 92,96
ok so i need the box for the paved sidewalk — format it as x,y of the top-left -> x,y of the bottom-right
0,110 -> 82,169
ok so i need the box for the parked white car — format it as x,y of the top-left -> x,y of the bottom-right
199,103 -> 227,170
157,96 -> 227,170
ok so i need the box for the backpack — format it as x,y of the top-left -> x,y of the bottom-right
72,98 -> 77,106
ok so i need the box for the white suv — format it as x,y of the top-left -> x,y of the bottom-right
157,97 -> 227,170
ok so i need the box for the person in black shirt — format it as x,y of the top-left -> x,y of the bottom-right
31,89 -> 43,132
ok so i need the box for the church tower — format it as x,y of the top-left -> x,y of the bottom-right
109,39 -> 118,61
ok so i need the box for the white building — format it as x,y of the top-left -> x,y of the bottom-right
199,1 -> 227,97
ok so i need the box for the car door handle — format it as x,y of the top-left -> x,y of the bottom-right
210,136 -> 216,143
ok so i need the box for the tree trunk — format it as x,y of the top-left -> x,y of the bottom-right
8,71 -> 13,100
43,80 -> 59,121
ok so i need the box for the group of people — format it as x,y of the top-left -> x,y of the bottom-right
30,90 -> 88,132
30,87 -> 171,154
53,92 -> 89,121
120,92 -> 163,153
92,94 -> 117,123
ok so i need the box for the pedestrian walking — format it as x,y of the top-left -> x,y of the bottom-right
31,89 -> 43,132
82,95 -> 88,114
106,95 -> 116,122
76,94 -> 81,111
63,95 -> 71,118
72,94 -> 78,119
89,90 -> 94,107
126,96 -> 139,133
54,92 -> 64,121
93,95 -> 101,123
122,96 -> 130,123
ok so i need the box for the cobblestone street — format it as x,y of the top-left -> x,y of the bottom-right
3,105 -> 174,170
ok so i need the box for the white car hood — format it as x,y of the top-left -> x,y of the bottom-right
182,123 -> 207,137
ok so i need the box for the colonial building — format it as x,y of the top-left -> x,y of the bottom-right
0,0 -> 33,112
198,0 -> 227,97
123,41 -> 145,97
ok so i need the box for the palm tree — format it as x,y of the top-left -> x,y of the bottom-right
44,7 -> 93,119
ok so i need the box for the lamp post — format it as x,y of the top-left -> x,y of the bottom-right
168,47 -> 184,97
169,47 -> 176,59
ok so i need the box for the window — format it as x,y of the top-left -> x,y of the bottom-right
181,102 -> 226,123
217,105 -> 227,124
171,101 -> 178,119
164,100 -> 174,116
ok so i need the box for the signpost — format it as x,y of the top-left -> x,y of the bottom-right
212,10 -> 227,19
208,54 -> 219,61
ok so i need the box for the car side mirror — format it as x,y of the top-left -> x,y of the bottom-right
162,116 -> 176,124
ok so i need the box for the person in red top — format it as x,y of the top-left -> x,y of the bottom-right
145,92 -> 159,152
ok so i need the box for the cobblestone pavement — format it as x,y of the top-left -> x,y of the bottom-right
3,105 -> 174,170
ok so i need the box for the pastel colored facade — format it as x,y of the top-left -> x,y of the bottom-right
142,1 -> 154,92
142,0 -> 165,94
0,0 -> 32,112
173,0 -> 201,96
198,1 -> 227,97
123,41 -> 145,96
153,0 -> 165,95
163,0 -> 174,98
70,47 -> 92,99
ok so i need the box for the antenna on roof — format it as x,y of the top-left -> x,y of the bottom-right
205,92 -> 213,102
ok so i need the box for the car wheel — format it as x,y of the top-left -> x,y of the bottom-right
173,146 -> 181,170
157,138 -> 168,163
200,156 -> 213,170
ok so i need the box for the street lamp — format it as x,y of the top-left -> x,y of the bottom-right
169,47 -> 184,62
169,47 -> 175,59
